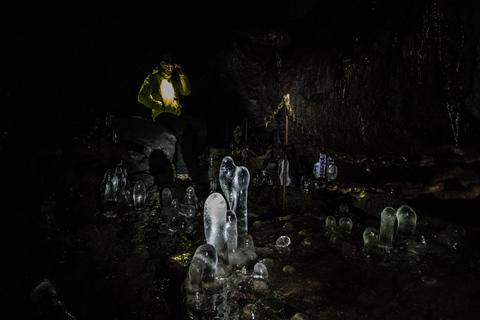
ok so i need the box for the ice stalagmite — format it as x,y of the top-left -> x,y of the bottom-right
161,188 -> 172,207
325,216 -> 337,237
339,217 -> 353,234
396,205 -> 417,243
363,227 -> 380,247
291,313 -> 309,320
275,235 -> 291,254
313,161 -> 322,179
253,262 -> 268,279
278,159 -> 292,186
184,186 -> 198,208
219,156 -> 250,235
186,244 -> 218,294
133,180 -> 146,212
225,210 -> 238,264
103,181 -> 115,203
101,169 -> 117,202
204,192 -> 228,263
115,163 -> 128,198
219,156 -> 235,207
379,207 -> 396,249
326,156 -> 338,182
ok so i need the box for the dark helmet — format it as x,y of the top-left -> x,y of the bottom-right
155,52 -> 176,70
160,52 -> 176,65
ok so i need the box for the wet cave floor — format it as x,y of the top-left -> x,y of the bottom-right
4,123 -> 480,320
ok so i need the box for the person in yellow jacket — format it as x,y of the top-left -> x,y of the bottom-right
138,53 -> 206,182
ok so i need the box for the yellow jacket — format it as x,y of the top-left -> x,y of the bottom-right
137,69 -> 191,120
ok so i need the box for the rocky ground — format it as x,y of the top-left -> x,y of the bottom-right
3,116 -> 480,320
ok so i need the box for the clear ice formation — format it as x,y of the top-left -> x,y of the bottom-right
133,180 -> 146,212
186,244 -> 218,293
253,262 -> 268,279
31,278 -> 65,310
112,128 -> 119,144
225,210 -> 239,265
178,203 -> 196,218
233,125 -> 242,144
313,153 -> 327,179
319,153 -> 327,178
115,163 -> 128,197
31,278 -> 57,303
219,156 -> 250,235
278,159 -> 292,186
275,235 -> 291,254
339,203 -> 349,214
313,161 -> 322,179
325,216 -> 337,236
291,313 -> 310,320
105,114 -> 114,126
363,227 -> 380,247
103,181 -> 116,203
260,168 -> 268,185
210,179 -> 218,192
301,176 -> 312,193
379,206 -> 397,248
445,224 -> 466,249
101,169 -> 117,203
204,192 -> 229,263
238,233 -> 257,261
338,217 -> 353,234
184,186 -> 198,208
326,156 -> 338,182
396,205 -> 417,242
161,188 -> 172,207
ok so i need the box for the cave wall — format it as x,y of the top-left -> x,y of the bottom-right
4,0 -> 480,163
208,0 -> 480,158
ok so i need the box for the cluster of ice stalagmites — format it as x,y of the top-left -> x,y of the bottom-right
100,163 -> 129,205
100,162 -> 201,232
185,156 -> 270,319
159,186 -> 198,235
324,203 -> 466,257
323,205 -> 419,254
